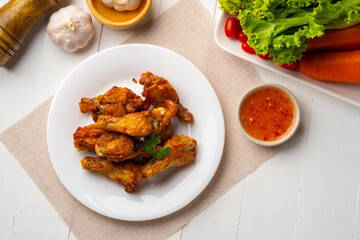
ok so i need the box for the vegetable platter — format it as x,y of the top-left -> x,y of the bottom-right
215,3 -> 360,107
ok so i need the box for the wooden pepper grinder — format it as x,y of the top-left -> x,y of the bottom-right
0,0 -> 59,67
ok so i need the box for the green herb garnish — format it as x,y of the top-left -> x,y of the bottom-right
143,132 -> 172,160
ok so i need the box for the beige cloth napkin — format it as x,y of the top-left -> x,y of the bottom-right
0,0 -> 288,239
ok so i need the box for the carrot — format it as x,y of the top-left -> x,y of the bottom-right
298,50 -> 360,83
306,24 -> 360,53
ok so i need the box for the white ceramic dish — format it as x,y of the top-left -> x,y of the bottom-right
47,44 -> 225,221
237,83 -> 300,146
215,11 -> 360,108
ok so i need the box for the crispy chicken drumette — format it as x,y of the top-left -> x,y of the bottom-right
95,100 -> 178,137
94,131 -> 147,162
80,135 -> 197,192
141,135 -> 197,178
74,125 -> 146,162
79,86 -> 149,122
73,124 -> 172,162
73,124 -> 105,152
139,71 -> 194,123
81,157 -> 142,193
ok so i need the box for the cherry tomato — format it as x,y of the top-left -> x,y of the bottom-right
225,17 -> 239,38
241,42 -> 256,54
280,62 -> 298,70
237,31 -> 248,43
258,52 -> 270,59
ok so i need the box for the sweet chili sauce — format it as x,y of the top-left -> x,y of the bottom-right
240,87 -> 295,141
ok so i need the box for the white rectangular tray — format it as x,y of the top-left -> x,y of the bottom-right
215,11 -> 360,107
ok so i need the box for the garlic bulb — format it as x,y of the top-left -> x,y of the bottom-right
47,5 -> 95,52
102,0 -> 141,11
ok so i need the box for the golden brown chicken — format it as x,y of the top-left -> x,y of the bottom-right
141,135 -> 197,179
73,124 -> 173,162
139,72 -> 194,123
81,157 -> 142,193
73,124 -> 105,152
79,86 -> 149,122
159,121 -> 172,142
80,135 -> 197,192
73,125 -> 146,162
95,131 -> 147,162
95,100 -> 178,137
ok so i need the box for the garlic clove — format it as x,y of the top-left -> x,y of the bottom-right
102,0 -> 115,8
103,0 -> 141,11
115,0 -> 128,4
125,0 -> 142,10
47,5 -> 95,52
114,4 -> 127,11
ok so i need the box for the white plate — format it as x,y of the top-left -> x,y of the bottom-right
47,44 -> 225,221
215,11 -> 360,107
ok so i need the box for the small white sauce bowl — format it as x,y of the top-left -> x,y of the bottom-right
237,83 -> 300,147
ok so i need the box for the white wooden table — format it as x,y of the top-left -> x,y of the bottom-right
1,0 -> 360,239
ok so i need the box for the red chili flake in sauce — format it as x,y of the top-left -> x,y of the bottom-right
240,87 -> 295,141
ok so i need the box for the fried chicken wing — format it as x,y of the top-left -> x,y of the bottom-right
73,124 -> 105,152
80,135 -> 197,192
158,120 -> 172,142
74,125 -> 148,162
81,157 -> 142,193
141,135 -> 197,178
96,112 -> 152,137
95,100 -> 178,137
95,131 -> 147,162
79,86 -> 148,122
139,72 -> 194,123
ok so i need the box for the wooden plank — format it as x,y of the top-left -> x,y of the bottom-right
182,182 -> 245,240
0,3 -> 47,125
293,92 -> 360,240
236,67 -> 313,240
10,173 -> 69,240
31,0 -> 103,103
158,0 -> 177,13
0,151 -> 24,240
237,149 -> 306,240
0,1 -> 102,239
351,183 -> 360,239
5,1 -> 360,240
0,1 -> 53,239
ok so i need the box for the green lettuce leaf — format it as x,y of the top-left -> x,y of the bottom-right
219,0 -> 360,65
218,0 -> 251,15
